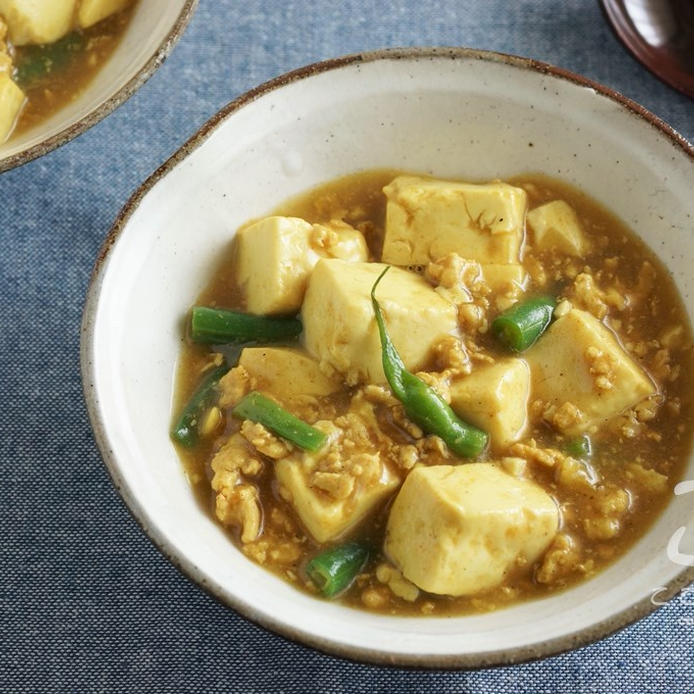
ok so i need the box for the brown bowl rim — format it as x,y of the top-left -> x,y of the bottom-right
0,0 -> 199,174
81,46 -> 694,669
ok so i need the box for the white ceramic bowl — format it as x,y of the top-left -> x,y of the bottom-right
81,48 -> 694,667
0,0 -> 197,172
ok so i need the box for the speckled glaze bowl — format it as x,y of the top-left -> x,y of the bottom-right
81,48 -> 694,667
0,0 -> 197,173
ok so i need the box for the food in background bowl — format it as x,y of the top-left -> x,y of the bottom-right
171,170 -> 693,614
0,0 -> 136,143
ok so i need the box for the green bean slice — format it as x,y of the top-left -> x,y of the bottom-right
565,434 -> 592,459
492,295 -> 557,352
371,268 -> 488,458
171,363 -> 229,448
190,306 -> 302,344
232,391 -> 326,452
306,543 -> 370,598
14,32 -> 86,88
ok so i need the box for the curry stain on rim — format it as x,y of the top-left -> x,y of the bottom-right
0,0 -> 199,174
81,46 -> 694,668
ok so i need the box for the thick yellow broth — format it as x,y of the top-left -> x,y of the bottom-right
173,170 -> 693,615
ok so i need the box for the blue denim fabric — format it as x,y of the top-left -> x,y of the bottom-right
0,0 -> 692,691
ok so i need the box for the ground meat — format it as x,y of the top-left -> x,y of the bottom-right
433,336 -> 472,375
464,339 -> 495,364
210,434 -> 264,481
583,516 -> 620,540
218,365 -> 251,408
210,434 -> 264,543
659,325 -> 685,350
625,462 -> 669,495
635,261 -> 656,297
610,410 -> 644,439
585,345 -> 617,392
416,435 -> 452,463
566,273 -> 609,319
556,456 -> 598,492
215,484 -> 262,543
425,254 -> 488,302
361,585 -> 390,609
457,302 -> 489,334
391,404 -> 424,439
376,563 -> 419,602
536,533 -> 581,584
240,420 -> 293,459
552,401 -> 585,432
509,440 -> 567,469
310,471 -> 355,499
634,396 -> 661,423
360,384 -> 398,407
425,254 -> 490,333
397,445 -> 419,471
651,347 -> 679,383
594,485 -> 630,515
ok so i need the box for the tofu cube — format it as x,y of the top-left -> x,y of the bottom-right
385,464 -> 559,596
276,425 -> 400,543
382,175 -> 527,265
235,216 -> 316,315
527,200 -> 589,256
527,308 -> 656,433
449,358 -> 530,450
234,216 -> 367,315
302,259 -> 459,384
238,346 -> 341,402
0,0 -> 77,45
0,73 -> 25,143
77,0 -> 131,28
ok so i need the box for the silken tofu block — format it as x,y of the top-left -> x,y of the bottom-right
77,0 -> 131,28
449,359 -> 530,450
527,308 -> 656,433
234,216 -> 367,315
385,464 -> 559,596
382,175 -> 527,265
276,430 -> 400,543
235,216 -> 316,315
526,200 -> 589,256
302,259 -> 459,384
238,346 -> 341,402
0,73 -> 25,143
0,0 -> 77,45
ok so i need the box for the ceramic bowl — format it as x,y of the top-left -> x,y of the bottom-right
0,0 -> 197,173
81,48 -> 694,667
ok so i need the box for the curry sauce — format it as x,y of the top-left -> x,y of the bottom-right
173,170 -> 693,615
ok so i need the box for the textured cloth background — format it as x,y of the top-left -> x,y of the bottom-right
0,1 -> 692,692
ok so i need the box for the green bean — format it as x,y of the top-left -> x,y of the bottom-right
14,31 -> 86,88
171,363 -> 229,448
306,543 -> 369,598
190,306 -> 302,344
371,268 -> 488,458
565,434 -> 592,459
232,391 -> 326,452
491,295 -> 556,352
